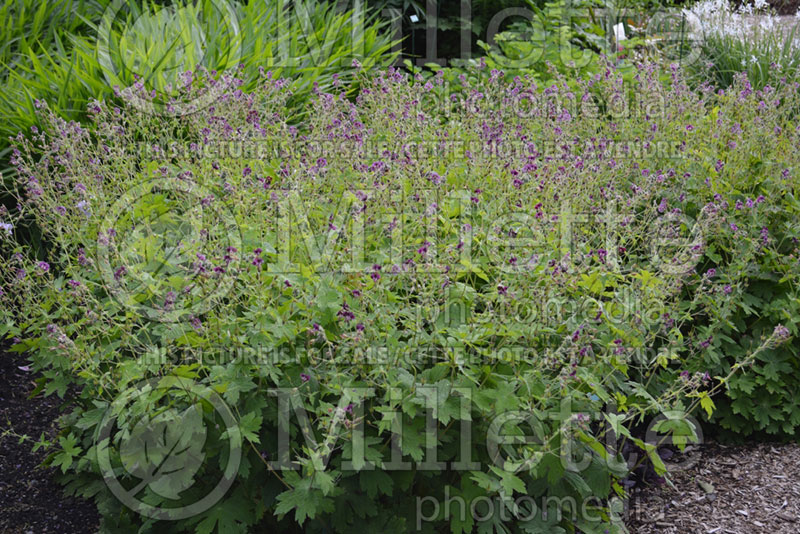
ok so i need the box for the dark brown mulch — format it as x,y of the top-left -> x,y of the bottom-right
0,347 -> 99,534
627,441 -> 800,533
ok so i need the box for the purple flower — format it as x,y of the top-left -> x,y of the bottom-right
337,302 -> 355,322
773,324 -> 791,343
77,248 -> 90,266
36,261 -> 50,273
428,172 -> 443,185
300,373 -> 311,382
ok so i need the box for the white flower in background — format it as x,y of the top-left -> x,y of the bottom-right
687,0 -> 795,47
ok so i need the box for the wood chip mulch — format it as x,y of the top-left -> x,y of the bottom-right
627,441 -> 800,534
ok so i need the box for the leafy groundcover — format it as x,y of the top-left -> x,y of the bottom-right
0,62 -> 798,533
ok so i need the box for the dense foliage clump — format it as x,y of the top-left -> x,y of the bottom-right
1,61 -> 798,533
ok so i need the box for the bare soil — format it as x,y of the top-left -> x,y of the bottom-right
0,348 -> 99,533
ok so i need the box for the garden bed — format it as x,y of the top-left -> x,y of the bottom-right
1,0 -> 799,531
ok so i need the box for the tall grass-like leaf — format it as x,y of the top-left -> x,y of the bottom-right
0,0 -> 111,78
0,0 -> 400,174
681,0 -> 800,89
